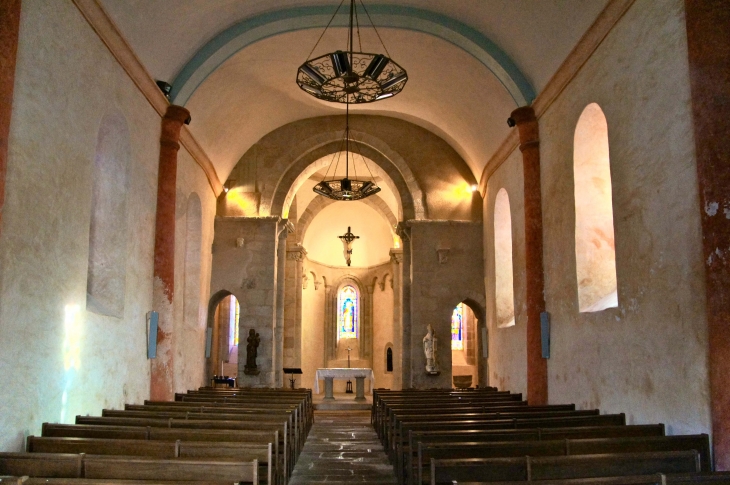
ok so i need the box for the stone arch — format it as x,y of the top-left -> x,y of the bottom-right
262,124 -> 426,220
170,5 -> 534,107
205,289 -> 234,379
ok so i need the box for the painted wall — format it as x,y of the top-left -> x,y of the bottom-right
0,0 -> 215,451
538,0 -> 709,433
484,149 -> 528,396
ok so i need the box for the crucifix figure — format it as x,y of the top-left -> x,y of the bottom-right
339,226 -> 359,267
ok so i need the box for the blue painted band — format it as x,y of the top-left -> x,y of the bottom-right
170,5 -> 535,106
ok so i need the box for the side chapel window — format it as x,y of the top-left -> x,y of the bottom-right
229,295 -> 240,347
451,303 -> 464,350
338,285 -> 358,340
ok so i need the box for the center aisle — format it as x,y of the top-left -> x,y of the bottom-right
289,410 -> 398,485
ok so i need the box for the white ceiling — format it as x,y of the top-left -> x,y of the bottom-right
100,0 -> 609,181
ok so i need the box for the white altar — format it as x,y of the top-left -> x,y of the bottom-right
314,368 -> 374,400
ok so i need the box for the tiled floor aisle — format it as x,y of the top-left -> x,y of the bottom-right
289,410 -> 398,484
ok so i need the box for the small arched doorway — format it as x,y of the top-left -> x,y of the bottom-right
205,290 -> 240,383
450,299 -> 487,389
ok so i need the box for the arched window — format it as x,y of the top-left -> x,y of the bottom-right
574,103 -> 618,312
386,347 -> 393,373
494,188 -> 516,327
451,303 -> 464,350
337,285 -> 358,340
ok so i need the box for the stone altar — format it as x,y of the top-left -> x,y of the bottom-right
314,368 -> 374,401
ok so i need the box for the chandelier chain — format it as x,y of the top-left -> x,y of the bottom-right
358,0 -> 391,59
305,0 -> 346,61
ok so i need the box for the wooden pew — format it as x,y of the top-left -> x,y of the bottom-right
42,424 -> 281,485
415,435 -> 711,485
26,437 -> 274,485
403,425 -> 667,485
429,451 -> 701,485
0,453 -> 258,484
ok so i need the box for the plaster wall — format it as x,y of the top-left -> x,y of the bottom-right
373,283 -> 396,391
0,0 -> 215,451
539,0 -> 709,434
407,221 -> 486,389
172,150 -> 216,393
484,149 -> 528,396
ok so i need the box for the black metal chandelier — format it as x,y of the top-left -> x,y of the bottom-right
313,102 -> 381,201
296,0 -> 408,104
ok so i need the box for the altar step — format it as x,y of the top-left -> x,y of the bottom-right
313,392 -> 373,411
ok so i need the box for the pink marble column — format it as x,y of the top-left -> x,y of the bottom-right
684,0 -> 730,471
0,0 -> 21,236
150,105 -> 190,401
512,106 -> 548,405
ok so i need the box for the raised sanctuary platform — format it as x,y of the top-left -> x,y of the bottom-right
313,392 -> 373,410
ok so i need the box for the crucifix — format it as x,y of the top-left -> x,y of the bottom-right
338,226 -> 359,267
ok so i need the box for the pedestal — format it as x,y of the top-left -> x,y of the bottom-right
324,377 -> 335,400
355,376 -> 366,401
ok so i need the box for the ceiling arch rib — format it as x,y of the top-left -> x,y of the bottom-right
170,5 -> 535,107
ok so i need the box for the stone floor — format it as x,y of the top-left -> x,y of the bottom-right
289,410 -> 397,485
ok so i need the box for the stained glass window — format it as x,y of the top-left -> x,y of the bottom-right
451,303 -> 464,350
229,295 -> 240,346
337,285 -> 358,340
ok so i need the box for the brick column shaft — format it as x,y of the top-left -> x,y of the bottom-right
150,105 -> 190,400
0,0 -> 21,235
512,106 -> 548,405
684,0 -> 730,471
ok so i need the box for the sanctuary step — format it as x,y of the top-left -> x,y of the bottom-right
313,392 -> 372,411
289,410 -> 397,485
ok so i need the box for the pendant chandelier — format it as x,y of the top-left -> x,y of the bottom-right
296,0 -> 408,104
312,101 -> 381,201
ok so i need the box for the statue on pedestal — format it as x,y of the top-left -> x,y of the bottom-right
423,324 -> 440,375
244,329 -> 260,375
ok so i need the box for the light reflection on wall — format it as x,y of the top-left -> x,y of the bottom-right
61,304 -> 83,422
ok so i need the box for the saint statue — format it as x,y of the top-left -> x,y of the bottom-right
423,324 -> 439,374
244,329 -> 260,375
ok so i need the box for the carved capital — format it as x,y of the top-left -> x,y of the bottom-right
314,280 -> 321,290
287,244 -> 307,262
389,248 -> 403,264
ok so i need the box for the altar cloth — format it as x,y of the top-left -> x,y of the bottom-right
314,368 -> 375,394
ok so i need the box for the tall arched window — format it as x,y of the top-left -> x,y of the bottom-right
337,285 -> 358,340
494,188 -> 516,327
574,103 -> 618,312
228,295 -> 240,347
451,303 -> 464,350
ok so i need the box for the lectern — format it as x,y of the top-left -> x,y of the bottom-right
283,367 -> 303,389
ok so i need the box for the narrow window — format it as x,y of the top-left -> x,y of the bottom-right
386,347 -> 393,372
229,295 -> 240,347
574,103 -> 618,312
494,189 -> 515,327
337,285 -> 358,340
451,303 -> 464,350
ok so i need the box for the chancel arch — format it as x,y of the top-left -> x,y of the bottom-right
449,298 -> 487,389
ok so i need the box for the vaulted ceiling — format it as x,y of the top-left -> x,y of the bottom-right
100,0 -> 609,182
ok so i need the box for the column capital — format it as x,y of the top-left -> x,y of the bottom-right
389,248 -> 403,264
510,106 -> 539,150
286,244 -> 307,261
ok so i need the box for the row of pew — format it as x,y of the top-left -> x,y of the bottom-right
1,387 -> 313,485
372,387 -> 729,485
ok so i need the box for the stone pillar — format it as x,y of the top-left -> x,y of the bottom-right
684,0 -> 730,470
284,244 -> 306,368
273,222 -> 293,387
511,106 -> 548,405
362,284 -> 375,362
0,0 -> 21,237
390,248 -> 403,389
396,224 -> 412,388
150,105 -> 190,401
